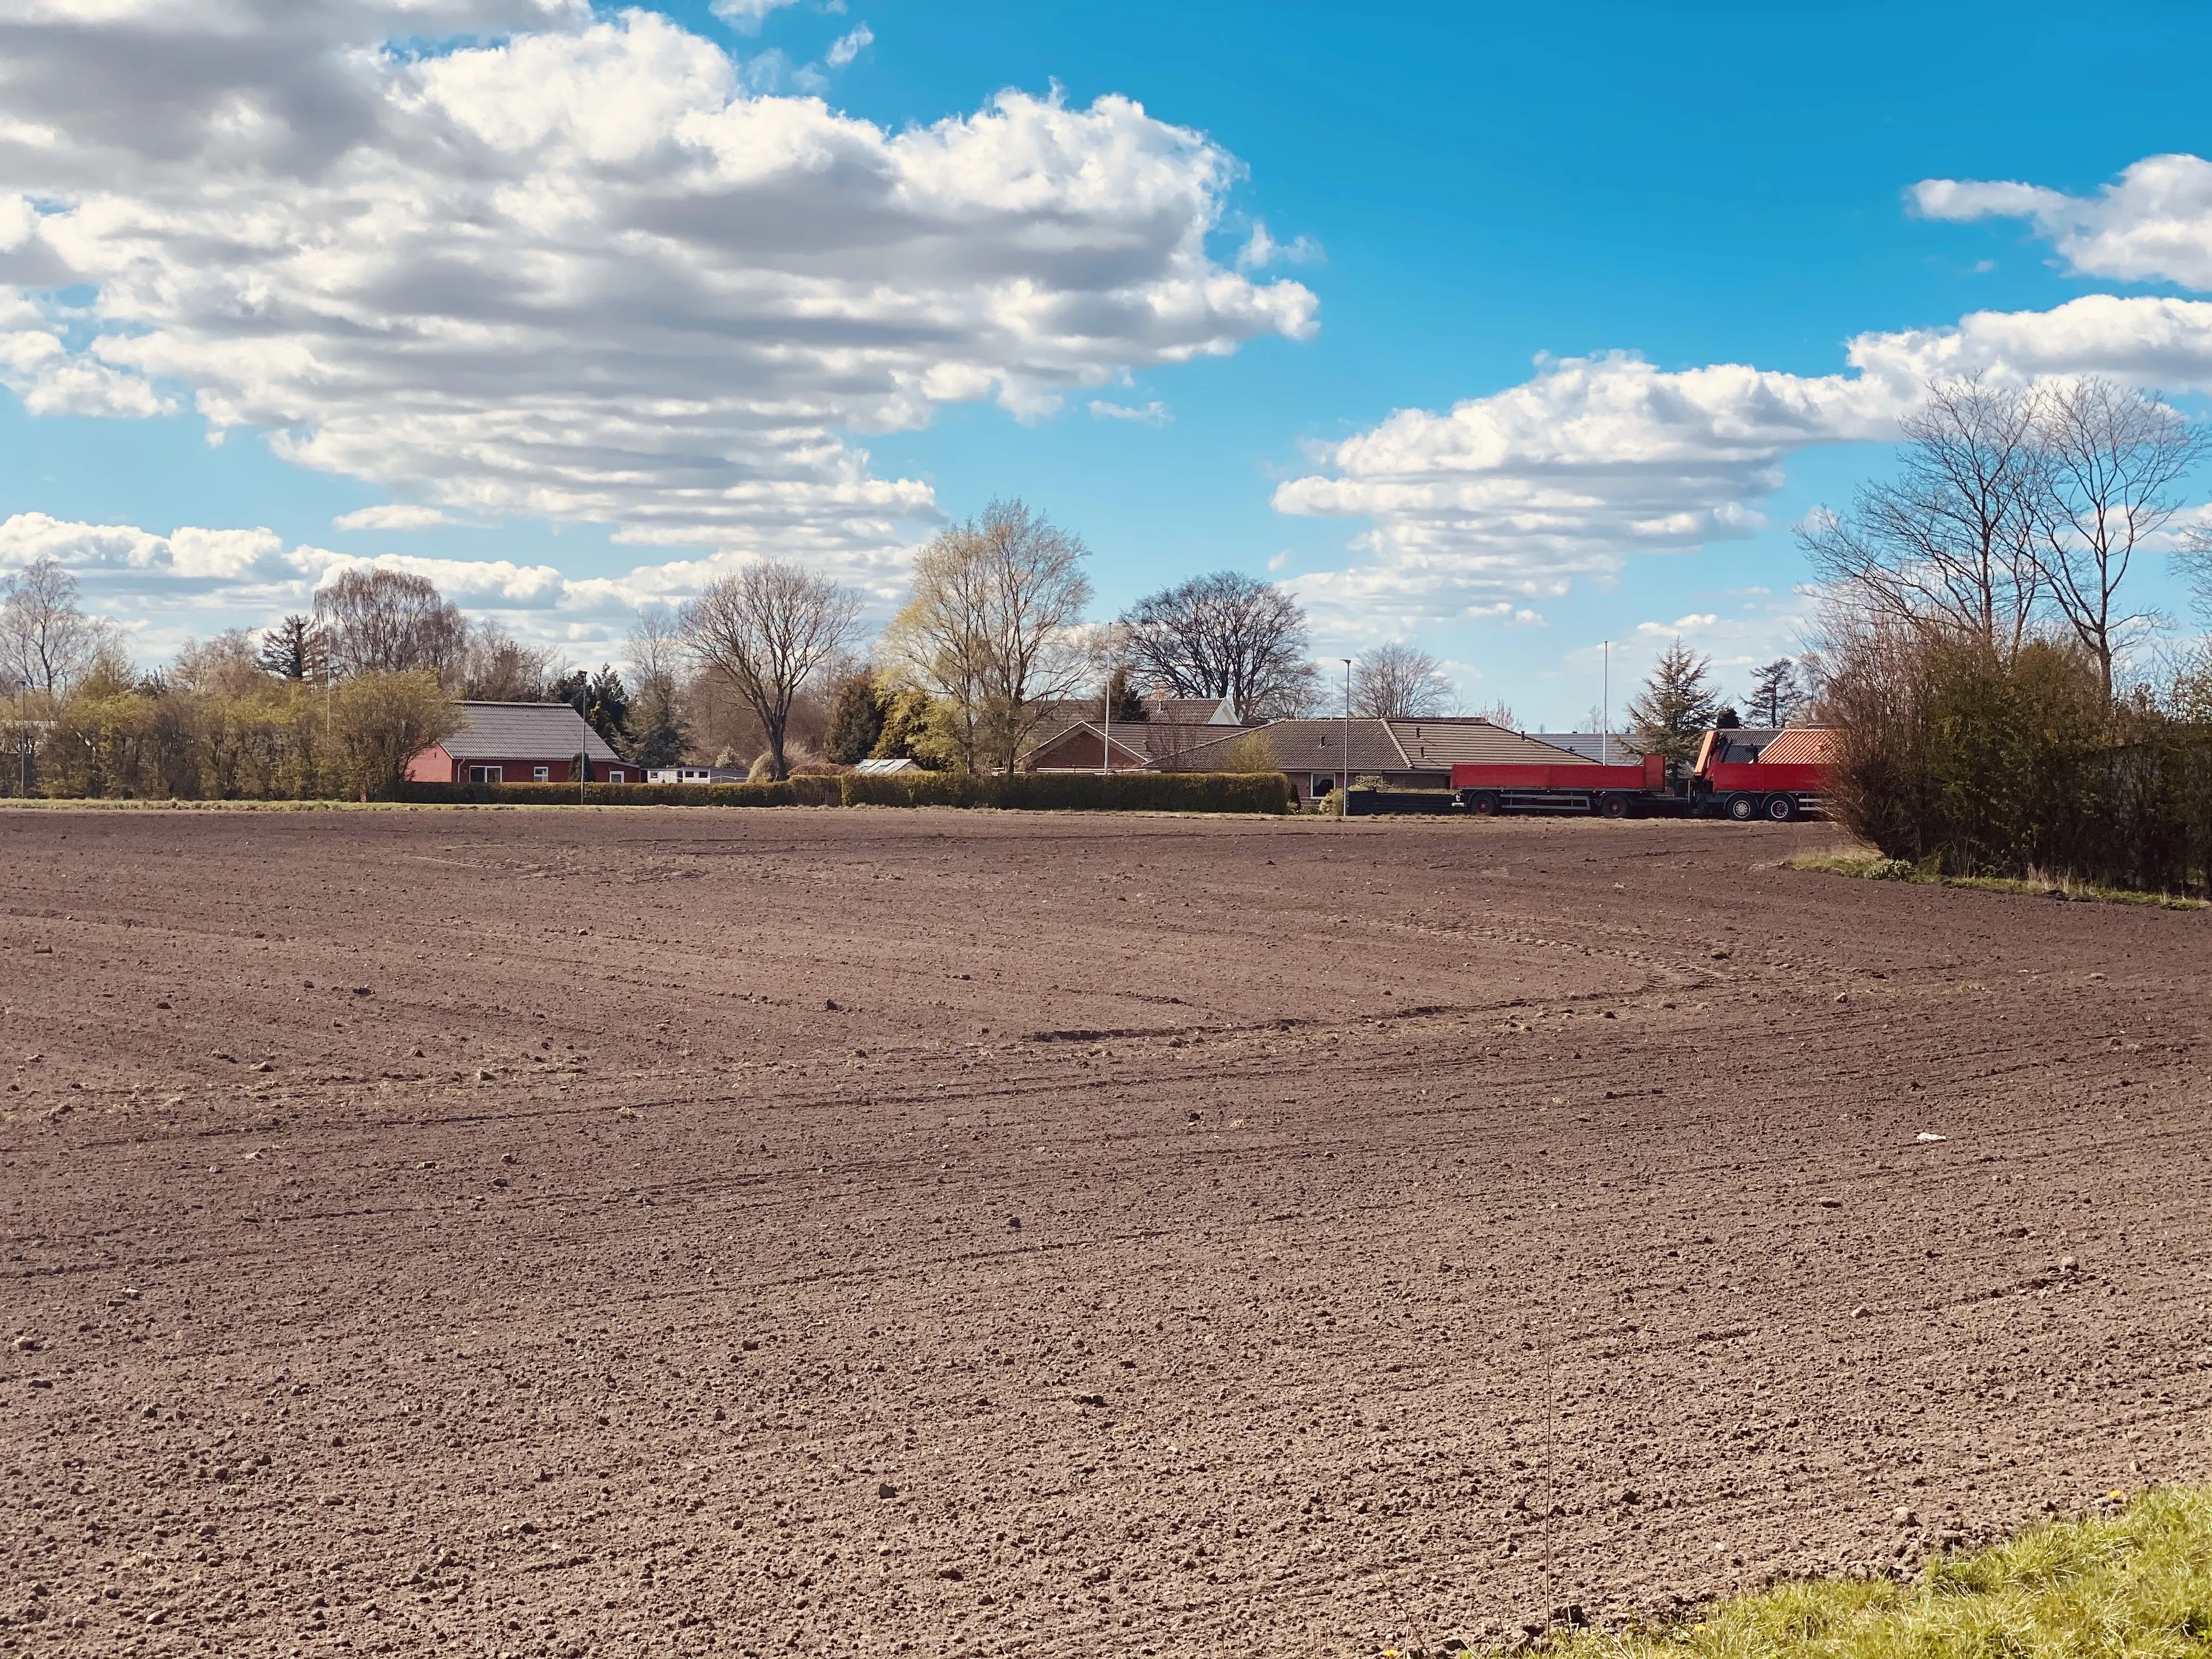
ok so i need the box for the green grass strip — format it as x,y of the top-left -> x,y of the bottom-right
1449,1487 -> 2212,1659
1784,849 -> 2207,910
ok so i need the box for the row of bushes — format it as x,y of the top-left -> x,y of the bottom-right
1827,633 -> 2212,896
392,769 -> 1296,814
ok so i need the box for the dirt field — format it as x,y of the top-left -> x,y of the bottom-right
3,805 -> 2209,1658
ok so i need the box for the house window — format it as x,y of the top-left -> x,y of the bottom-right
469,765 -> 503,784
608,769 -> 627,782
533,766 -> 549,782
1311,774 -> 1334,795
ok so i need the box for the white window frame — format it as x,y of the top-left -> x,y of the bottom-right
533,766 -> 549,782
470,765 -> 503,784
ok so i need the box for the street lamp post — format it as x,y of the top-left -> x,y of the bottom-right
1101,665 -> 1111,778
1340,658 -> 1353,818
1601,640 -> 1612,766
14,678 -> 29,798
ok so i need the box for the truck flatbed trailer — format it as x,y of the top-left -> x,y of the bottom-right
1448,754 -> 1671,818
1446,729 -> 1833,821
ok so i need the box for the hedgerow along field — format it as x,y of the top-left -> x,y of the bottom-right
2,806 -> 2206,1657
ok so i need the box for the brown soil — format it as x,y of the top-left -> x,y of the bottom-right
2,806 -> 2208,1658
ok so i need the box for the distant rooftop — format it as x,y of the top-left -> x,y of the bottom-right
444,701 -> 622,763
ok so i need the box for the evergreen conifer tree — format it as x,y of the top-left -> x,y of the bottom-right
1627,639 -> 1720,767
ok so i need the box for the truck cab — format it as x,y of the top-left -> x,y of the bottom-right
1686,726 -> 1834,821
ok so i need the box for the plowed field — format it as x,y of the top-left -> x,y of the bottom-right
3,806 -> 2208,1658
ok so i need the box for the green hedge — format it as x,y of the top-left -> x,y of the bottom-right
392,771 -> 1293,814
394,779 -> 798,807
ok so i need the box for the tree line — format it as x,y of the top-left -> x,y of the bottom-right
0,498 -> 1497,800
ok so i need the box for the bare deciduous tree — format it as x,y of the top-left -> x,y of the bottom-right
1,557 -> 125,694
460,622 -> 558,702
2033,377 -> 2207,704
883,499 -> 1093,774
1120,571 -> 1317,719
170,630 -> 265,701
1351,642 -> 1452,718
623,605 -> 691,768
681,561 -> 860,778
2181,528 -> 2212,630
1800,375 -> 2045,657
314,568 -> 467,680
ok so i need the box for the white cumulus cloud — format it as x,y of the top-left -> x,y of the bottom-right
0,4 -> 1317,590
1273,351 -> 1904,628
331,504 -> 455,532
0,509 -> 886,659
825,22 -> 871,66
1911,154 -> 2212,290
1237,220 -> 1323,271
1277,270 -> 2212,629
1088,398 -> 1171,426
708,0 -> 805,31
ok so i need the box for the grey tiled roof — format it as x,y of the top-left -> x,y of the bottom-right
444,702 -> 622,763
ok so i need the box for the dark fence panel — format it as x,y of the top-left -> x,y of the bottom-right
1345,789 -> 1458,816
390,771 -> 1295,815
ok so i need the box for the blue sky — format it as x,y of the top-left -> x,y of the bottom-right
4,0 -> 2211,724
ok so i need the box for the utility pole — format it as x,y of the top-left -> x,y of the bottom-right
1600,641 -> 1612,766
1101,665 -> 1111,777
1340,658 -> 1353,818
14,679 -> 29,798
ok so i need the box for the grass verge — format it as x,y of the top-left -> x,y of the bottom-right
1472,1486 -> 2212,1659
1784,847 -> 2207,910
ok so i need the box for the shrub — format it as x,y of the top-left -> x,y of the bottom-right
1822,625 -> 2212,895
333,672 -> 464,799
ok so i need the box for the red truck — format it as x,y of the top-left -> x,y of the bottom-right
1448,727 -> 1833,822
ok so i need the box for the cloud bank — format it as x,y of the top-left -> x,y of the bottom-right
1277,153 -> 2212,631
1911,153 -> 2212,289
0,509 -> 755,654
0,2 -> 1316,585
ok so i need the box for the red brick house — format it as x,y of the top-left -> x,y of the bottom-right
405,702 -> 633,785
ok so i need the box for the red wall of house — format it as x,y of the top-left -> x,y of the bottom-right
402,749 -> 636,784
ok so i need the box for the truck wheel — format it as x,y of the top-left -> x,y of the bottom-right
1598,793 -> 1629,820
1764,793 -> 1797,822
1726,793 -> 1758,822
1466,791 -> 1500,817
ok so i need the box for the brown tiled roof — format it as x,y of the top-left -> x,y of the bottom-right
1166,716 -> 1585,776
1755,727 -> 1837,765
1172,718 -> 1408,774
1025,719 -> 1238,770
1382,720 -> 1589,768
1525,732 -> 1645,761
1147,696 -> 1240,725
1019,696 -> 1245,764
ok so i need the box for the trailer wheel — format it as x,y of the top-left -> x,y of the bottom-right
1465,791 -> 1500,817
1597,793 -> 1629,820
1726,793 -> 1758,822
1763,793 -> 1797,822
